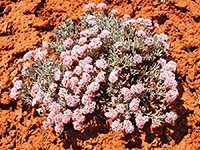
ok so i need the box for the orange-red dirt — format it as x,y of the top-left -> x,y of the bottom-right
0,0 -> 200,149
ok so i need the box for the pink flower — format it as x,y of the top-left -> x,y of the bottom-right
162,61 -> 177,73
73,121 -> 86,131
122,21 -> 129,27
159,71 -> 175,80
23,50 -> 35,61
31,84 -> 39,98
64,71 -> 72,79
82,72 -> 91,83
72,109 -> 85,123
22,62 -> 30,74
10,88 -> 19,100
69,77 -> 79,89
110,9 -> 118,15
34,50 -> 47,61
133,54 -> 143,64
105,109 -> 118,120
65,95 -> 80,107
135,84 -> 145,94
129,19 -> 137,26
62,56 -> 73,67
144,37 -> 154,46
116,104 -> 125,114
109,71 -> 118,83
87,82 -> 100,93
79,37 -> 87,45
96,3 -> 107,10
41,79 -> 47,85
52,68 -> 62,81
90,25 -> 99,34
96,59 -> 107,70
83,56 -> 93,65
16,59 -> 23,64
98,30 -> 111,39
55,123 -> 64,133
164,89 -> 179,103
88,20 -> 97,26
89,38 -> 102,50
143,19 -> 152,26
50,83 -> 57,92
83,64 -> 96,73
58,88 -> 67,99
83,3 -> 95,11
135,115 -> 149,129
111,97 -> 117,106
123,14 -> 131,20
43,93 -> 53,106
123,120 -> 134,134
135,30 -> 146,37
13,80 -> 22,90
62,109 -> 72,124
81,94 -> 92,105
154,23 -> 159,28
86,15 -> 96,22
82,102 -> 96,114
151,118 -> 161,128
83,4 -> 90,11
80,29 -> 91,38
74,66 -> 82,75
130,85 -> 137,94
42,41 -> 49,49
43,121 -> 51,130
12,77 -> 19,83
129,98 -> 140,112
164,111 -> 177,125
155,33 -> 168,43
62,77 -> 69,88
121,87 -> 132,100
123,112 -> 131,120
111,120 -> 123,132
137,18 -> 144,25
95,71 -> 106,83
114,41 -> 122,49
63,38 -> 73,48
157,58 -> 166,66
49,102 -> 61,114
164,77 -> 178,89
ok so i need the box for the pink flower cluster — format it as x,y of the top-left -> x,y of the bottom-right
95,59 -> 107,70
110,9 -> 118,15
133,54 -> 143,64
83,3 -> 95,11
89,38 -> 102,50
23,48 -> 41,61
123,14 -> 131,20
52,68 -> 62,81
63,38 -> 73,48
158,59 -> 178,103
121,84 -> 144,100
122,19 -> 137,27
111,119 -> 134,134
22,62 -> 30,74
96,3 -> 107,10
144,37 -> 154,46
34,50 -> 47,61
97,30 -> 111,39
135,30 -> 146,37
164,111 -> 177,125
10,77 -> 22,100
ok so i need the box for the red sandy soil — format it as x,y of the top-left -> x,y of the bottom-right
0,0 -> 200,149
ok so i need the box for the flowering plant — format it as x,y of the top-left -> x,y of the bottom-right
10,3 -> 179,134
